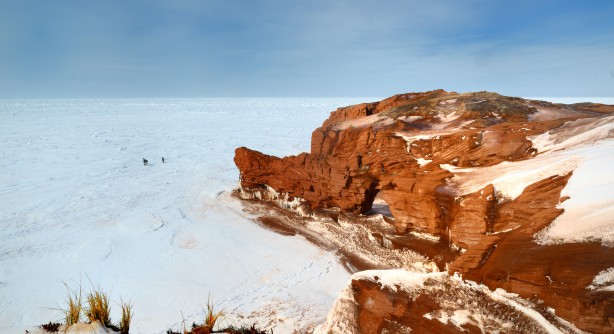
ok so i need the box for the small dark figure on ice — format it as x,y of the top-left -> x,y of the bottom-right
162,157 -> 165,163
143,158 -> 148,166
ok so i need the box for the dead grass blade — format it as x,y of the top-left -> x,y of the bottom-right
85,287 -> 111,326
63,283 -> 82,326
119,299 -> 133,334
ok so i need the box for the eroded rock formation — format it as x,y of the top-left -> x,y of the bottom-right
234,90 -> 614,333
317,270 -> 585,334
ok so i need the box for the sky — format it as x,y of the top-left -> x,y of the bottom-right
0,0 -> 613,98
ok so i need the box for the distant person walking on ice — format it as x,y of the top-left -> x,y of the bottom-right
162,157 -> 165,163
143,158 -> 148,166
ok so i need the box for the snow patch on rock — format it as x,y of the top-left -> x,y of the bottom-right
415,158 -> 432,166
313,284 -> 360,334
535,140 -> 614,246
238,184 -> 311,217
66,321 -> 117,334
317,270 -> 583,334
333,114 -> 395,130
587,267 -> 614,292
398,115 -> 423,123
352,270 -> 443,293
441,153 -> 579,200
409,231 -> 441,242
425,309 -> 475,330
437,111 -> 462,123
530,115 -> 614,153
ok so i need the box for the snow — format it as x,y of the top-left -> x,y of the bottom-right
65,321 -> 115,334
588,267 -> 614,292
3,96 -> 611,333
351,269 -> 442,293
527,97 -> 614,122
0,98 -> 368,334
437,111 -> 461,123
439,163 -> 473,173
312,284 -> 360,334
409,231 -> 440,242
442,127 -> 614,245
332,114 -> 394,130
239,184 -> 311,216
398,115 -> 423,123
415,158 -> 431,166
24,321 -> 118,334
426,309 -> 471,329
439,102 -> 614,246
529,97 -> 614,105
317,270 -> 582,333
528,106 -> 586,122
441,151 -> 580,200
488,288 -> 565,333
532,140 -> 614,245
394,132 -> 447,145
524,105 -> 614,246
530,115 -> 614,153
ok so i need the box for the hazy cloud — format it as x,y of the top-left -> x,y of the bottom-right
0,0 -> 612,97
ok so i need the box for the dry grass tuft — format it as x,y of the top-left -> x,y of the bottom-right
119,299 -> 133,334
203,296 -> 224,331
182,296 -> 225,334
85,287 -> 111,326
53,283 -> 138,333
63,284 -> 83,326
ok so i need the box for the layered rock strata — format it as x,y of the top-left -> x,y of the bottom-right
234,90 -> 614,333
316,270 -> 585,334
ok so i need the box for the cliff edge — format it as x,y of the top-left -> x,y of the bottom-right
234,90 -> 614,333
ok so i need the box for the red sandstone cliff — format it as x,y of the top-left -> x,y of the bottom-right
234,91 -> 614,333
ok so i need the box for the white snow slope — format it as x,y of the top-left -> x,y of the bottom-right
0,98 -> 371,334
443,98 -> 614,246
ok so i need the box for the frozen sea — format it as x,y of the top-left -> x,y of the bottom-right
0,98 -> 372,334
1,96 -> 612,334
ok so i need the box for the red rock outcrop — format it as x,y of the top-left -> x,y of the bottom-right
320,271 -> 584,334
234,90 -> 614,333
452,172 -> 614,333
235,91 -> 581,236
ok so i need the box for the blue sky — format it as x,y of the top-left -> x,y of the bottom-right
0,0 -> 613,98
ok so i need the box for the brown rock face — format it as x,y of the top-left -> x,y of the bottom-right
452,172 -> 614,333
448,184 -> 496,249
236,91 -> 575,236
234,90 -> 614,332
351,278 -> 469,334
319,269 -> 589,333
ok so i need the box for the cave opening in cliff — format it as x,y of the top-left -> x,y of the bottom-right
367,194 -> 393,218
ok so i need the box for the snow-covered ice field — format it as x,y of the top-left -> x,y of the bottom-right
1,96 -> 612,333
0,98 -> 370,333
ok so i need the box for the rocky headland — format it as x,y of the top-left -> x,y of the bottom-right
234,90 -> 614,333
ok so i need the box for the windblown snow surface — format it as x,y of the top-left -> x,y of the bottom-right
0,98 -> 370,334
